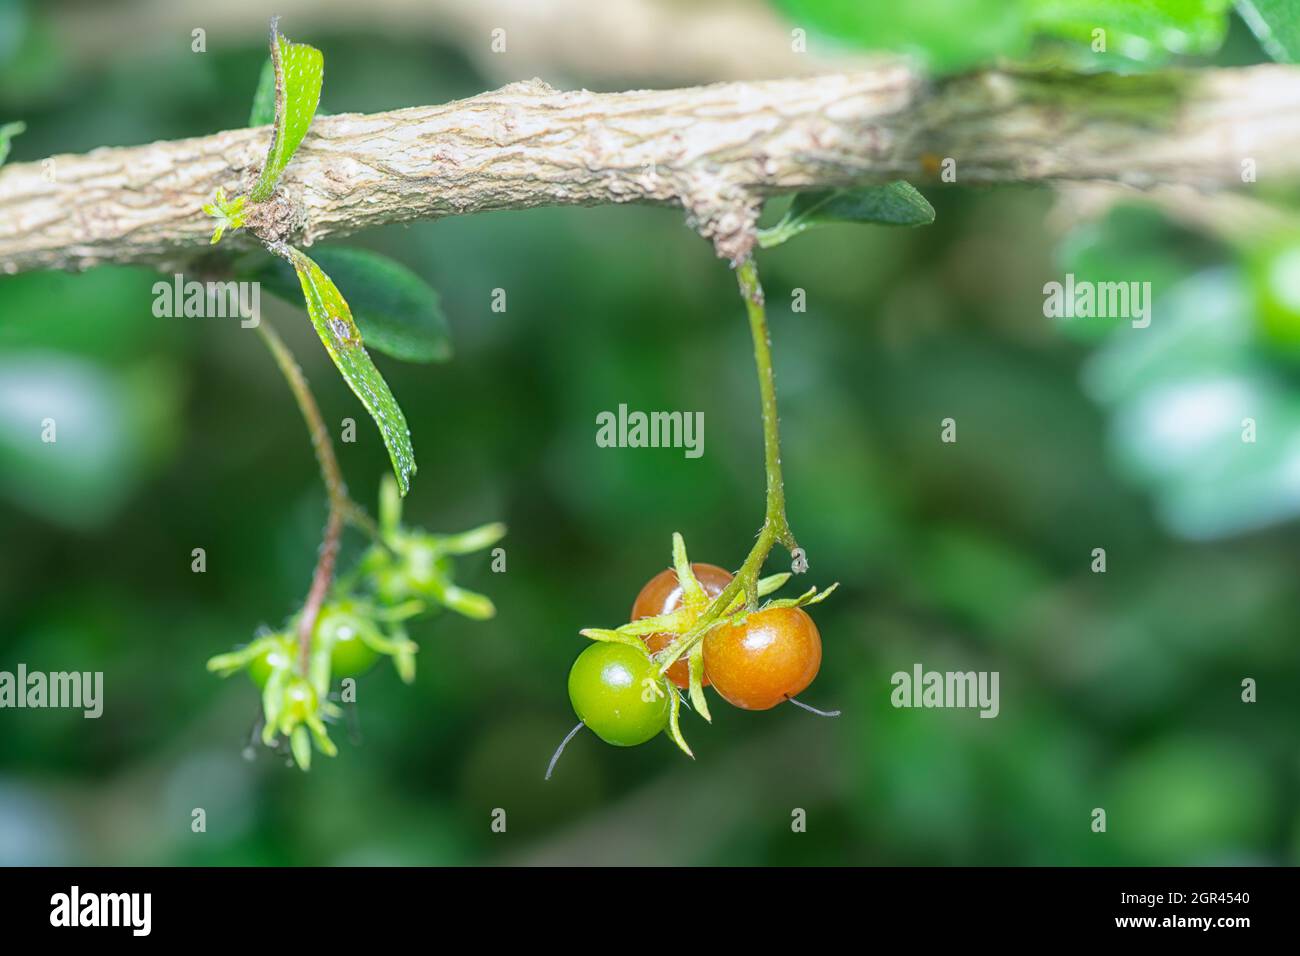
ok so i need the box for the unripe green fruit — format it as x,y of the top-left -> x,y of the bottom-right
568,642 -> 669,747
248,634 -> 294,689
316,603 -> 380,678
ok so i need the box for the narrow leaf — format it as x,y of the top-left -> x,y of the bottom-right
0,121 -> 25,166
256,247 -> 453,363
250,25 -> 323,202
759,181 -> 934,248
283,246 -> 417,495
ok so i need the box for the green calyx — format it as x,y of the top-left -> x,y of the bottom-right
577,532 -> 837,758
205,477 -> 504,769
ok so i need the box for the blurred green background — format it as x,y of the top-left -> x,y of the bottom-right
2,0 -> 1299,865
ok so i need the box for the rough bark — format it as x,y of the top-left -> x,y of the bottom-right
3,65 -> 1299,273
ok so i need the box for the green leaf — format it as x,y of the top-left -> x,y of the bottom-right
1236,0 -> 1300,62
249,24 -> 323,202
0,120 -> 23,165
256,247 -> 453,363
248,56 -> 276,126
774,0 -> 1030,73
1029,0 -> 1232,61
759,182 -> 934,249
282,246 -> 417,495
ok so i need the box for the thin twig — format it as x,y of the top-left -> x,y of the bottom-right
255,319 -> 371,671
654,255 -> 797,675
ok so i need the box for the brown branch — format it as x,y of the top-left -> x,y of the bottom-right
3,65 -> 1299,270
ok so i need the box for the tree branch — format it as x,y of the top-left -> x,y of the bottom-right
3,65 -> 1299,271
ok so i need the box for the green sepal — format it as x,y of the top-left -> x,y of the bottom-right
356,619 -> 419,657
430,522 -> 507,555
579,627 -> 649,650
763,581 -> 840,610
687,643 -> 711,724
306,714 -> 337,757
289,725 -> 312,770
261,667 -> 288,746
664,681 -> 693,758
393,644 -> 417,685
205,635 -> 268,677
671,531 -> 707,604
307,629 -> 332,699
611,609 -> 692,637
756,572 -> 791,597
426,579 -> 496,619
372,600 -> 427,622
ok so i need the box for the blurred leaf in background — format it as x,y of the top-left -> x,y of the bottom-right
772,0 -> 1233,71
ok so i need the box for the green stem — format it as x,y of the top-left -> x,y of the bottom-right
654,255 -> 798,676
738,256 -> 797,558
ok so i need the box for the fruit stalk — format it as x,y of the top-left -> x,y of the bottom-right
653,255 -> 798,676
256,320 -> 377,670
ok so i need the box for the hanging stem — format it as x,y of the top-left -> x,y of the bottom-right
738,255 -> 798,559
256,320 -> 376,673
654,254 -> 799,677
